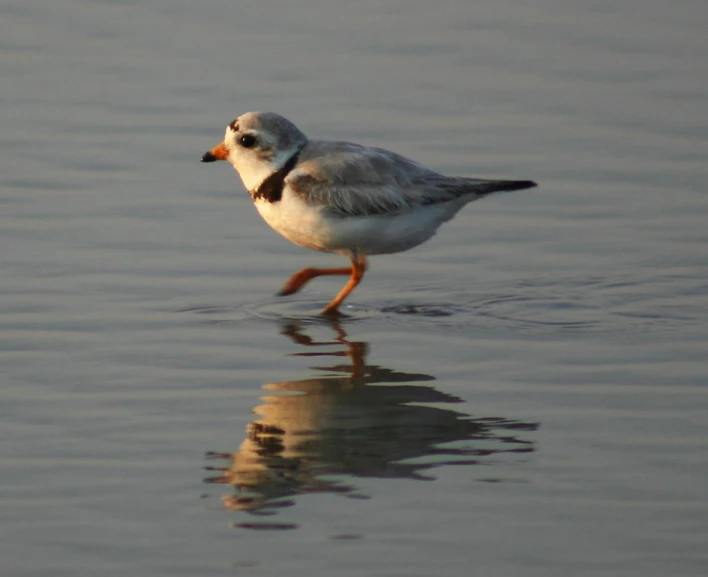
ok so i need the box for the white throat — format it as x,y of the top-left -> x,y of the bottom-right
233,147 -> 300,192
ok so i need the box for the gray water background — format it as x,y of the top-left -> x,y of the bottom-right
2,1 -> 707,575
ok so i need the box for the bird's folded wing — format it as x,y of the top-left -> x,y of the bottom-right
286,142 -> 535,217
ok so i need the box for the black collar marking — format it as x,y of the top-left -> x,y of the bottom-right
251,151 -> 301,203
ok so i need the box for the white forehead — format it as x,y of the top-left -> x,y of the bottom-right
223,112 -> 307,150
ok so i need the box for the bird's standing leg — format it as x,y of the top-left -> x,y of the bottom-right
321,255 -> 368,316
276,255 -> 368,315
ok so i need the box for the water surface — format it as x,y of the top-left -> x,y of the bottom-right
1,1 -> 707,576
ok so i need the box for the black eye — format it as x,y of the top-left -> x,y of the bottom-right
239,134 -> 256,148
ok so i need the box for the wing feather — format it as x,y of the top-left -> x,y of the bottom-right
286,140 -> 536,217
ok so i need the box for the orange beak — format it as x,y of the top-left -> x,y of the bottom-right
201,142 -> 229,163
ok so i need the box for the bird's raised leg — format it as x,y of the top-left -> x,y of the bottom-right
321,256 -> 368,316
277,266 -> 352,297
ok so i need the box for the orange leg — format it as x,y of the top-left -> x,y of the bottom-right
321,256 -> 368,316
277,266 -> 352,296
276,256 -> 368,315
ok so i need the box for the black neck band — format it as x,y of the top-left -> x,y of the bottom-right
251,151 -> 301,203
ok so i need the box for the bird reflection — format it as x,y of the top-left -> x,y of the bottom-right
204,320 -> 537,525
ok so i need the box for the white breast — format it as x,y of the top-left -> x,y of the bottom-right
252,186 -> 466,257
253,188 -> 337,253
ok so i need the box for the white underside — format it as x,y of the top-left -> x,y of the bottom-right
253,187 -> 469,256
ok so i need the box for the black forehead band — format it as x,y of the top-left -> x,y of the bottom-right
229,120 -> 240,132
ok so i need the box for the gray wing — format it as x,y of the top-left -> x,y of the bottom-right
287,140 -> 536,217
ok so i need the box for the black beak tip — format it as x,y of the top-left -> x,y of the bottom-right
201,151 -> 216,163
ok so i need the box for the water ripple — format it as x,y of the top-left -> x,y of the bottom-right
178,272 -> 705,338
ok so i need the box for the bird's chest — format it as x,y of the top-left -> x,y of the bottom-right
252,192 -> 333,252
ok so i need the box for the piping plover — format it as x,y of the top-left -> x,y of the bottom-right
202,112 -> 536,315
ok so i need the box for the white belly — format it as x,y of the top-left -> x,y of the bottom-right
253,189 -> 466,256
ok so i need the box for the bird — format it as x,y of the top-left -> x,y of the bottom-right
201,112 -> 536,315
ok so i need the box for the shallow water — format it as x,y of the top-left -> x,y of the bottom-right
2,1 -> 708,576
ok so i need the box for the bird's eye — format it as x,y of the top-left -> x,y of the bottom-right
239,134 -> 256,148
